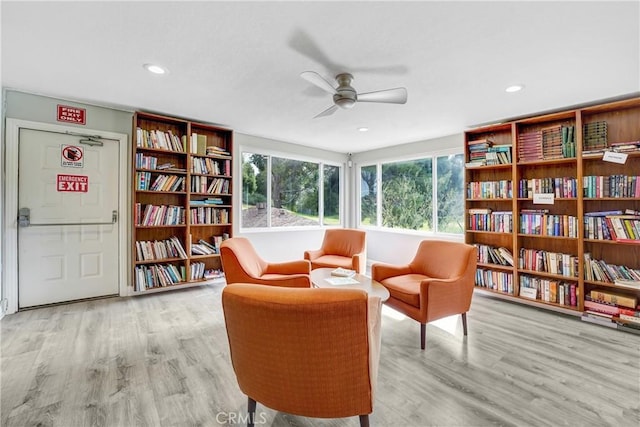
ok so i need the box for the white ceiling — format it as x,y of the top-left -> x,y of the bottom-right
2,1 -> 639,153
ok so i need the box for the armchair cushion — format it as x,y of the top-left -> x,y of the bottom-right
377,273 -> 428,307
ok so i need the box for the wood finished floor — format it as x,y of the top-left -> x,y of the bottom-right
2,284 -> 639,427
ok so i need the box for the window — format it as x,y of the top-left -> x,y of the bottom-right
382,158 -> 432,230
360,165 -> 377,226
436,154 -> 465,233
359,153 -> 464,234
241,152 -> 342,228
323,164 -> 340,225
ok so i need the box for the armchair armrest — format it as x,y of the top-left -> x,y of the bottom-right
265,259 -> 311,275
419,276 -> 473,320
352,252 -> 366,274
304,249 -> 325,261
371,263 -> 412,282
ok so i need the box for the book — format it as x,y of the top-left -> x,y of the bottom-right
590,290 -> 638,309
614,279 -> 640,290
325,277 -> 359,286
331,267 -> 356,277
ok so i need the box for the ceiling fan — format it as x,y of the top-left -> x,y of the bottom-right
301,71 -> 408,118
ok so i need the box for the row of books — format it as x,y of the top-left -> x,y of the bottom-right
136,127 -> 186,152
475,269 -> 513,294
519,275 -> 578,306
191,157 -> 230,176
519,211 -> 579,238
466,139 -> 513,166
583,211 -> 640,242
467,180 -> 512,199
517,125 -> 577,162
190,133 -> 231,157
583,121 -> 607,151
583,175 -> 640,198
135,203 -> 185,226
475,244 -> 514,266
485,145 -> 513,165
192,238 -> 219,255
583,300 -> 640,328
191,176 -> 230,194
518,248 -> 578,277
136,172 -> 186,192
467,210 -> 513,232
608,140 -> 640,153
134,264 -> 185,291
190,197 -> 224,206
583,253 -> 640,286
190,207 -> 230,225
517,177 -> 577,198
191,263 -> 226,280
542,124 -> 576,160
135,153 -> 186,172
135,236 -> 188,261
583,288 -> 640,328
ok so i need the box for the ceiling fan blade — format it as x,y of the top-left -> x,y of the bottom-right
301,71 -> 336,95
313,104 -> 339,119
357,87 -> 408,104
289,29 -> 341,71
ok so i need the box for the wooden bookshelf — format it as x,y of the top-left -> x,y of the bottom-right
465,97 -> 640,330
132,112 -> 233,293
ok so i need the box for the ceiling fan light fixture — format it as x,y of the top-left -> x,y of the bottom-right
358,127 -> 369,132
334,96 -> 356,109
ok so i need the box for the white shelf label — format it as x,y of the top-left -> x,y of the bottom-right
520,287 -> 538,300
533,193 -> 554,205
602,151 -> 628,164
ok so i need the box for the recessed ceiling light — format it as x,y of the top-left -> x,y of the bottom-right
505,84 -> 524,93
358,127 -> 369,132
143,63 -> 167,75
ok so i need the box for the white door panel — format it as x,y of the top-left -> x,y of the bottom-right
18,129 -> 119,308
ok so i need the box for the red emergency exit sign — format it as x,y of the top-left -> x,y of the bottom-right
57,174 -> 89,192
57,104 -> 86,125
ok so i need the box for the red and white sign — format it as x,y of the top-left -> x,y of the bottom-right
61,144 -> 84,168
57,104 -> 86,125
57,174 -> 89,192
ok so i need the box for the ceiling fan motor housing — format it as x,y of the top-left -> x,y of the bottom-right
334,73 -> 357,109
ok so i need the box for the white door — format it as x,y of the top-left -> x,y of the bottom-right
18,129 -> 120,308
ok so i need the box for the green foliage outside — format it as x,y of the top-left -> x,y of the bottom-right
360,155 -> 464,233
382,159 -> 432,230
242,153 -> 341,226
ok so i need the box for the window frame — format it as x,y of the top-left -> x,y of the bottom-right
239,147 -> 344,232
357,147 -> 464,236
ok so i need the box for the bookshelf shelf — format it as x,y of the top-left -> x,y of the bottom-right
477,262 -> 513,272
466,96 -> 640,330
132,112 -> 233,293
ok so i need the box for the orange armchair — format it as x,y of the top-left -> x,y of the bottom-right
222,283 -> 382,427
220,237 -> 311,287
304,228 -> 367,273
372,240 -> 477,350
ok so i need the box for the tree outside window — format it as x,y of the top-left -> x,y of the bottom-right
360,165 -> 377,226
360,153 -> 464,235
241,152 -> 341,228
382,159 -> 432,231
